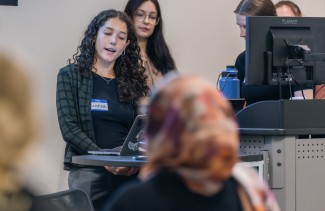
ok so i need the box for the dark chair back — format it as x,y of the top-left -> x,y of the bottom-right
31,188 -> 94,211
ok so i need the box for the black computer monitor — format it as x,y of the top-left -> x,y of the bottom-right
245,16 -> 325,87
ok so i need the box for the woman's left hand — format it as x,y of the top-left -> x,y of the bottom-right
104,165 -> 139,176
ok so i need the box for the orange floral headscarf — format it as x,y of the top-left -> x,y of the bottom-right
140,75 -> 280,211
141,75 -> 239,194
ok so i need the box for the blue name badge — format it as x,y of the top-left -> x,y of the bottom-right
91,99 -> 108,111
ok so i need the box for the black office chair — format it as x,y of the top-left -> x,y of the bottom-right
32,188 -> 94,211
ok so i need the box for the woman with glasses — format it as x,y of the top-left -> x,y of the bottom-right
124,0 -> 176,87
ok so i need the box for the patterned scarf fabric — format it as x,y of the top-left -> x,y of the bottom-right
140,75 -> 280,211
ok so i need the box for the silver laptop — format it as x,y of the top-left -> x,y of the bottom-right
88,114 -> 146,156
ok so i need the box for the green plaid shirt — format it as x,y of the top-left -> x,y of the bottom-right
56,64 -> 100,170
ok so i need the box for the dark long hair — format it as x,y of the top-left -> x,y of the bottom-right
124,0 -> 176,74
69,9 -> 149,102
234,0 -> 276,16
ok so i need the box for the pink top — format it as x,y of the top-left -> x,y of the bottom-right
141,54 -> 162,87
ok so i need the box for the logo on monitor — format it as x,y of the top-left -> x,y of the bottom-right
282,19 -> 298,25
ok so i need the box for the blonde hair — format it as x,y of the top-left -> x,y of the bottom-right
0,53 -> 36,194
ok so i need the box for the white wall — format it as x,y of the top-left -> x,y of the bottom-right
0,0 -> 324,193
280,0 -> 325,17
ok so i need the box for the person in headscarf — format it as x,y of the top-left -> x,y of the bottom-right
104,74 -> 280,211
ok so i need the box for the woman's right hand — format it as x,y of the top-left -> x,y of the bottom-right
104,165 -> 139,176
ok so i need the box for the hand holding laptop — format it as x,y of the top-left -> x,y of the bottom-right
104,165 -> 139,176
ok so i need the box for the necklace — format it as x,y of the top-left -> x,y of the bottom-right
99,75 -> 113,85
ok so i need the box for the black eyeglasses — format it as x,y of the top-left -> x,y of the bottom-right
133,9 -> 160,25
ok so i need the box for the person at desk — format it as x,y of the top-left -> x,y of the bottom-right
104,75 -> 280,211
56,9 -> 149,210
234,0 -> 276,91
234,0 -> 313,104
275,0 -> 302,17
124,0 -> 177,88
274,1 -> 325,99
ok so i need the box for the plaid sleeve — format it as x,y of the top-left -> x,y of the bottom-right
56,67 -> 100,154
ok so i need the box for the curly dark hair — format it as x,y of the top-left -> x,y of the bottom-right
69,9 -> 149,102
124,0 -> 176,74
